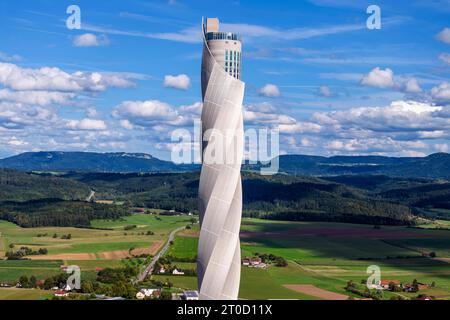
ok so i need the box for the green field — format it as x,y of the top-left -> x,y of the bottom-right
0,288 -> 53,300
0,215 -> 193,259
166,236 -> 198,259
158,218 -> 450,300
0,214 -> 193,289
1,216 -> 450,300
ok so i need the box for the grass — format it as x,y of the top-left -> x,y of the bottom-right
0,215 -> 193,258
1,217 -> 450,300
0,288 -> 53,300
166,236 -> 198,259
417,220 -> 450,230
157,218 -> 450,300
0,214 -> 195,284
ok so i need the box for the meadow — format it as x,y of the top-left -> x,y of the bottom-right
1,216 -> 449,300
0,215 -> 193,283
154,218 -> 450,300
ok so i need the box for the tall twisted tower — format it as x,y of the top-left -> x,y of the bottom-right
197,17 -> 245,300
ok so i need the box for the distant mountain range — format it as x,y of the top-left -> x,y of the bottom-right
0,151 -> 197,173
246,152 -> 450,178
0,151 -> 449,178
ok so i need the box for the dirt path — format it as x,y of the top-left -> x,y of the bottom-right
283,284 -> 349,300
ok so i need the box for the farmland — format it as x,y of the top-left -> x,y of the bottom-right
154,218 -> 450,300
1,216 -> 450,300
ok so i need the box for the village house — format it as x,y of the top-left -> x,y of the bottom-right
159,267 -> 166,273
380,280 -> 401,290
54,290 -> 69,297
404,282 -> 428,292
182,290 -> 199,300
172,268 -> 185,275
242,257 -> 262,267
136,288 -> 160,300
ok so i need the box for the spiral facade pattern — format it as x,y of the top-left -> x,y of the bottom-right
197,18 -> 245,300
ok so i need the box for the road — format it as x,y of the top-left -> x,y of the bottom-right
86,190 -> 95,202
136,225 -> 186,282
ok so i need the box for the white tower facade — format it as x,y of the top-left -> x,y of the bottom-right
197,17 -> 245,300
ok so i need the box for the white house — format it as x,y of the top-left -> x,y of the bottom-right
159,267 -> 166,274
172,269 -> 185,275
182,290 -> 199,300
136,291 -> 146,300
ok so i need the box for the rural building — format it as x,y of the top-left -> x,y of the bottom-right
159,267 -> 166,273
404,282 -> 428,292
380,280 -> 401,289
182,290 -> 199,300
242,257 -> 262,266
172,268 -> 185,275
136,291 -> 145,300
136,288 -> 160,299
54,290 -> 69,297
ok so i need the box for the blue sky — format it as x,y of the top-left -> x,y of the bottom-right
0,0 -> 449,160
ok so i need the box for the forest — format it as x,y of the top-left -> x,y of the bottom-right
2,169 -> 449,227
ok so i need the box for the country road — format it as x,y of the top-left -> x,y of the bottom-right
136,225 -> 186,282
86,190 -> 95,202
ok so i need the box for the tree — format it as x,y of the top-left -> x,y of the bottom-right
160,290 -> 172,300
429,252 -> 436,258
81,281 -> 94,293
44,278 -> 55,290
19,275 -> 29,288
165,278 -> 173,289
29,275 -> 37,288
412,279 -> 419,292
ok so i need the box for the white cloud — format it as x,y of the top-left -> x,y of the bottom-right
403,78 -> 422,93
120,119 -> 134,130
0,63 -> 134,92
439,53 -> 450,64
67,118 -> 107,130
435,143 -> 449,153
7,136 -> 28,146
436,27 -> 450,44
431,82 -> 450,101
86,107 -> 98,118
73,33 -> 109,47
360,67 -> 394,88
258,84 -> 281,97
318,85 -> 332,97
113,100 -> 177,120
0,89 -> 75,106
163,74 -> 191,90
0,51 -> 22,62
83,19 -> 374,45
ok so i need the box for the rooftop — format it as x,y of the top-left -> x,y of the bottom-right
204,17 -> 240,41
184,290 -> 199,298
